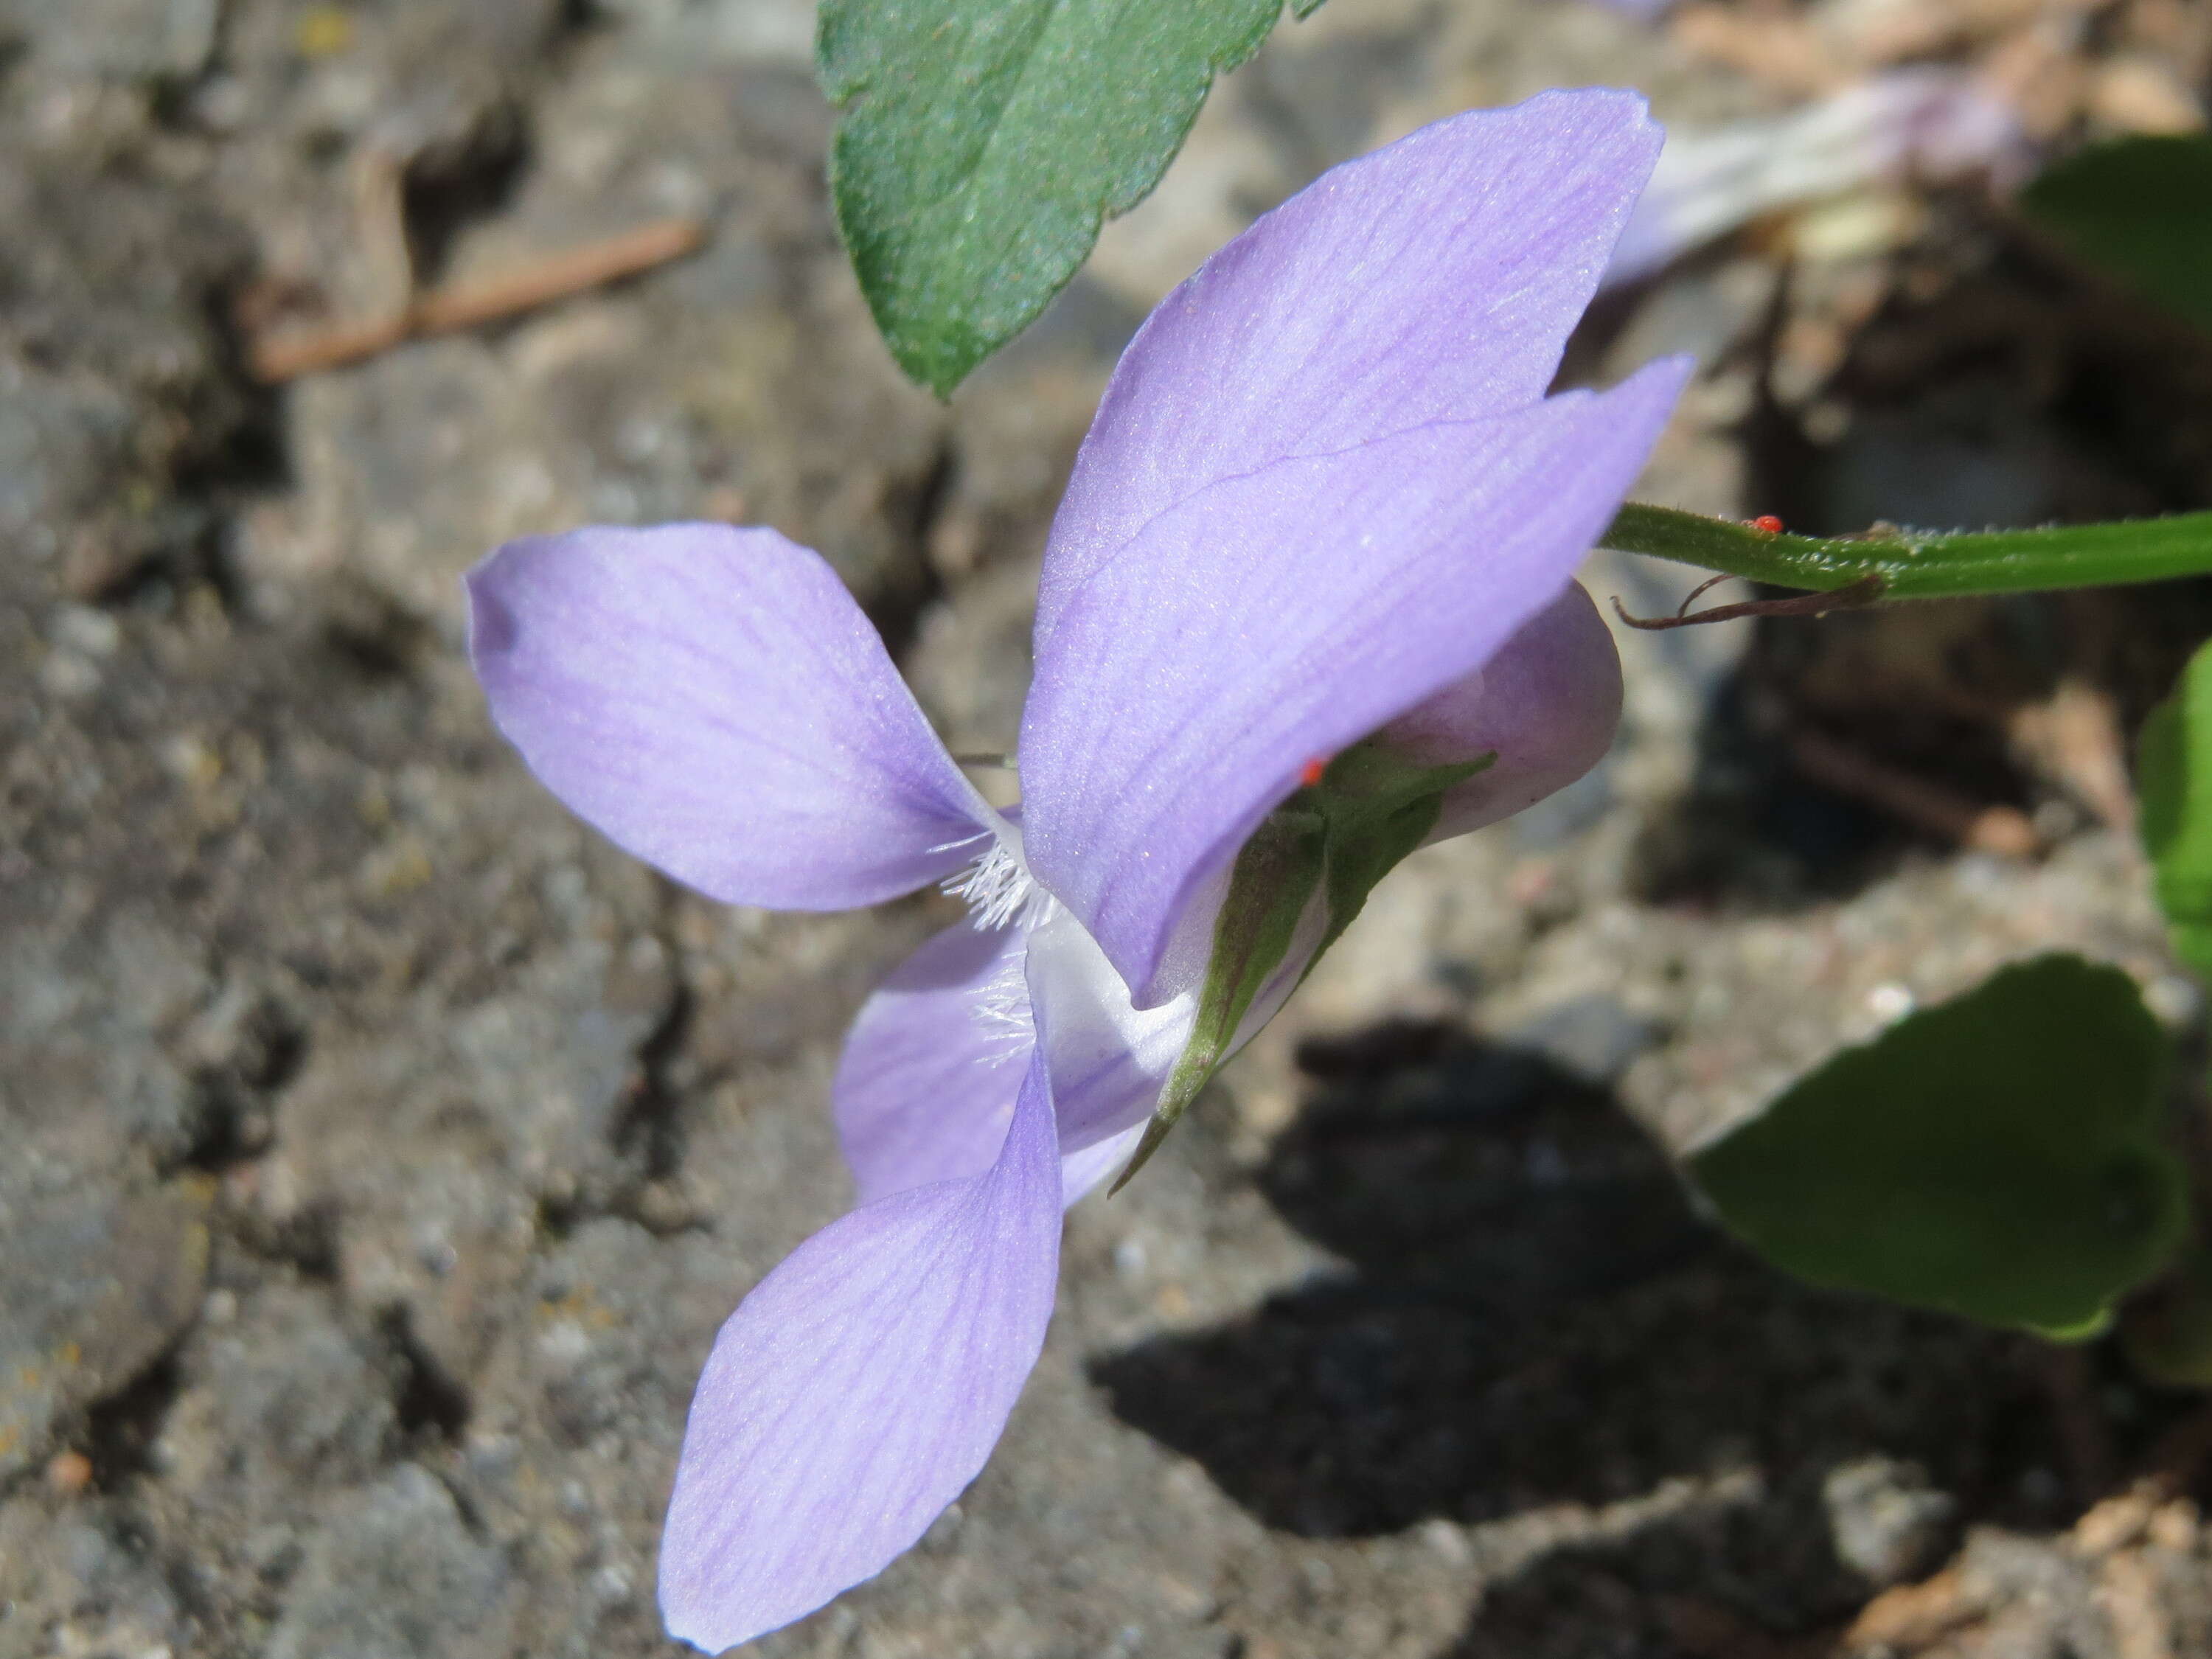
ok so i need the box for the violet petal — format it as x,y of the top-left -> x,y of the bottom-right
1381,580 -> 1624,844
1037,88 -> 1664,646
1020,363 -> 1689,1006
1023,907 -> 1198,1183
658,1049 -> 1061,1651
467,523 -> 992,910
839,914 -> 1200,1210
834,921 -> 1031,1206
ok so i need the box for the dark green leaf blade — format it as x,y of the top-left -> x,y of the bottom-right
2021,135 -> 2212,335
2139,639 -> 2212,978
1688,955 -> 2186,1339
819,0 -> 1304,395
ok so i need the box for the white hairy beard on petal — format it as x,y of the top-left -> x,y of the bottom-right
940,813 -> 1057,933
967,948 -> 1037,1069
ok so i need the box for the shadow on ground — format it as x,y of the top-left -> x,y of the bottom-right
1089,1020 -> 2161,1648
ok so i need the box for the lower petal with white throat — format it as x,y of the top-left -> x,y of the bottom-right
836,899 -> 1197,1209
833,921 -> 1034,1206
658,1051 -> 1062,1652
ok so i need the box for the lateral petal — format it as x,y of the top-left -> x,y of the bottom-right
1020,362 -> 1688,1006
658,1050 -> 1061,1652
468,523 -> 993,911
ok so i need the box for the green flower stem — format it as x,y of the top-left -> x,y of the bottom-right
1604,502 -> 2212,599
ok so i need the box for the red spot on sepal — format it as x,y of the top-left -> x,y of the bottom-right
1750,514 -> 1785,535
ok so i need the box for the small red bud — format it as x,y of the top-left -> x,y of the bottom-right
1750,514 -> 1784,535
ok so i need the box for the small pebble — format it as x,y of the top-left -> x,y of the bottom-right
1824,1455 -> 1956,1585
46,1450 -> 94,1496
2144,974 -> 2199,1030
1866,981 -> 1916,1022
2149,1498 -> 2199,1554
51,602 -> 120,657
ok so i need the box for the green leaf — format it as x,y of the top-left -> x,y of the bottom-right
1688,955 -> 2188,1340
818,0 -> 1312,395
1112,741 -> 1487,1189
1603,502 -> 2212,600
2020,134 -> 2212,336
2139,639 -> 2212,978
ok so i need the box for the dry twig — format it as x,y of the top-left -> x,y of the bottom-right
1788,726 -> 2041,857
246,217 -> 707,383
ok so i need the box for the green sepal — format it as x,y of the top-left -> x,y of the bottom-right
1308,742 -> 1491,964
1111,742 -> 1489,1189
1688,954 -> 2188,1340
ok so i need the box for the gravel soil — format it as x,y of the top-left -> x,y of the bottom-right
5,3 -> 2212,1657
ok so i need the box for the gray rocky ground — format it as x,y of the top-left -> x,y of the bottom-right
6,1 -> 2212,1657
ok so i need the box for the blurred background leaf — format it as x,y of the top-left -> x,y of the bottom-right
2020,134 -> 2212,336
818,0 -> 1322,395
1688,955 -> 2187,1340
2139,638 -> 2212,978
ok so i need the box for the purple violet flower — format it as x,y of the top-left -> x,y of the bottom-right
466,86 -> 1689,1653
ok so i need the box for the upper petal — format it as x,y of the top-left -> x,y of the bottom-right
467,523 -> 993,911
1036,88 -> 1664,644
658,1048 -> 1061,1652
1020,359 -> 1689,1006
